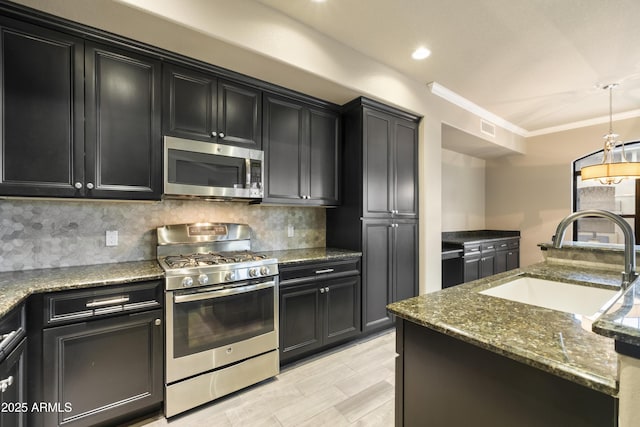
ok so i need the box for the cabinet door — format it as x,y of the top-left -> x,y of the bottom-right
324,275 -> 361,345
363,108 -> 393,217
308,107 -> 340,205
0,19 -> 84,197
42,309 -> 163,427
362,220 -> 393,332
463,255 -> 481,283
394,119 -> 418,218
279,283 -> 322,363
393,221 -> 418,302
85,43 -> 161,199
480,254 -> 495,278
0,338 -> 26,427
495,250 -> 508,274
217,79 -> 261,148
506,249 -> 520,271
262,95 -> 304,202
163,63 -> 216,141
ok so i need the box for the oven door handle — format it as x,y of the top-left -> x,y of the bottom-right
173,281 -> 275,304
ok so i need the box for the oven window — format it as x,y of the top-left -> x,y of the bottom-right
168,149 -> 245,188
172,286 -> 274,358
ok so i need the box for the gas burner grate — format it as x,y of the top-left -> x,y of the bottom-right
163,251 -> 267,269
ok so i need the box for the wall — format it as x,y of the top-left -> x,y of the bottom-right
0,199 -> 324,272
441,149 -> 486,231
486,116 -> 640,267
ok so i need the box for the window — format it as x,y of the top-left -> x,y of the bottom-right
573,141 -> 640,243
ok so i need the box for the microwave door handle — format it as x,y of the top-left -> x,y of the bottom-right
246,158 -> 251,188
174,281 -> 275,304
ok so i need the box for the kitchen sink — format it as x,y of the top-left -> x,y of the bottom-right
479,276 -> 620,316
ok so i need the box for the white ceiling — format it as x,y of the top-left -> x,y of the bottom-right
254,0 -> 640,134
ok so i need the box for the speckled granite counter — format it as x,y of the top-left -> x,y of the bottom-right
442,229 -> 520,245
388,262 -> 623,396
0,260 -> 163,318
593,280 -> 640,347
258,247 -> 362,265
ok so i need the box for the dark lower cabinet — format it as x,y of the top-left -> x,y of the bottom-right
41,309 -> 162,427
0,338 -> 26,427
362,220 -> 418,333
396,319 -> 617,427
455,236 -> 520,286
279,259 -> 361,364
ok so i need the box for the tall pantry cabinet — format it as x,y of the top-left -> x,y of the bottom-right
327,97 -> 420,334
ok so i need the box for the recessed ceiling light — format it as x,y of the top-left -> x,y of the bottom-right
412,47 -> 431,60
311,0 -> 327,3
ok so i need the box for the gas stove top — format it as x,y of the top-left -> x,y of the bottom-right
156,223 -> 278,291
162,251 -> 268,269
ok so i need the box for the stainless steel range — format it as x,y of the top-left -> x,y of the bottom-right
157,223 -> 279,418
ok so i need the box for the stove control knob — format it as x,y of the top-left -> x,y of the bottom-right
198,274 -> 209,286
225,271 -> 236,281
260,266 -> 270,276
181,276 -> 194,288
249,268 -> 258,277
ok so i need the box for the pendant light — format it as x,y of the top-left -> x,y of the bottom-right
580,84 -> 640,184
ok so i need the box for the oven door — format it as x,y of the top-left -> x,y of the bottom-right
164,136 -> 263,199
166,278 -> 278,383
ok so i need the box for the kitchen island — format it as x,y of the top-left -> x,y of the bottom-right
388,261 -> 622,427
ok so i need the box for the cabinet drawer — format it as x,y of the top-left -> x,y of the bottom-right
44,280 -> 163,325
279,258 -> 360,285
463,244 -> 480,257
508,239 -> 520,249
0,303 -> 25,361
480,242 -> 497,253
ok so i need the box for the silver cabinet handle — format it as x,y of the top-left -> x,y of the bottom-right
86,296 -> 130,308
154,319 -> 162,326
0,330 -> 17,352
211,131 -> 217,137
320,288 -> 325,294
0,376 -> 13,393
315,269 -> 334,274
74,182 -> 83,189
86,182 -> 94,190
325,287 -> 329,292
219,132 -> 225,138
174,280 -> 275,304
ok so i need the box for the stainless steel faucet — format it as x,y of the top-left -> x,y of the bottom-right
552,209 -> 638,288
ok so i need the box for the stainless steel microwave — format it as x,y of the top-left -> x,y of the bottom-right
164,136 -> 263,200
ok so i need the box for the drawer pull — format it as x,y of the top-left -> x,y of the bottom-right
86,296 -> 130,308
0,330 -> 17,351
315,269 -> 335,274
0,376 -> 13,393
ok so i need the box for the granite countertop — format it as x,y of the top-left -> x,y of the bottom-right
257,247 -> 362,265
0,247 -> 360,319
442,230 -> 520,245
593,279 -> 640,347
388,262 -> 623,396
0,260 -> 164,318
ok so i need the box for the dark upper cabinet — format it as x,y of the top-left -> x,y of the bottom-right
0,18 -> 162,200
163,63 -> 261,149
0,18 -> 84,197
262,93 -> 340,206
85,43 -> 161,199
363,106 -> 418,219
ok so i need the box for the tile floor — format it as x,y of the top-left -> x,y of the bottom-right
134,330 -> 396,427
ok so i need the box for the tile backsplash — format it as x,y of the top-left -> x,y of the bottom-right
0,198 -> 325,272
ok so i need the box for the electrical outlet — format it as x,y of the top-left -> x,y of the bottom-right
106,230 -> 118,247
287,224 -> 294,238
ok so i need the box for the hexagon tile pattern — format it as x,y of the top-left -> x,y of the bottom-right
0,199 -> 326,272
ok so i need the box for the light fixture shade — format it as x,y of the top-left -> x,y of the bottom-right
581,162 -> 640,181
